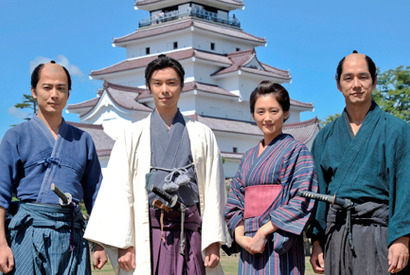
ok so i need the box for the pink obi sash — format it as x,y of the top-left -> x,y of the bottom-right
244,184 -> 282,219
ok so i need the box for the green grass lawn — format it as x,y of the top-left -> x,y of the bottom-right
91,255 -> 315,274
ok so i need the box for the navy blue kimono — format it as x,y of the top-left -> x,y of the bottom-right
0,115 -> 102,274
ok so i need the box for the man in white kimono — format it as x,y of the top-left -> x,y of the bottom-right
84,55 -> 227,275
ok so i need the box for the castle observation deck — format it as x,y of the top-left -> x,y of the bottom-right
136,1 -> 241,29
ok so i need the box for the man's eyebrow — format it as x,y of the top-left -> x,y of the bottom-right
151,78 -> 178,81
41,83 -> 67,87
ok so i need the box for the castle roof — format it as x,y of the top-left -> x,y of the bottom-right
68,80 -> 312,116
186,114 -> 319,145
67,122 -> 115,157
90,48 -> 290,82
113,19 -> 265,46
67,81 -> 152,117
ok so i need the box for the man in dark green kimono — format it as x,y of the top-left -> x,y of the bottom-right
308,51 -> 409,275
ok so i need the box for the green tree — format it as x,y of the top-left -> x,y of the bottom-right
14,94 -> 37,121
374,65 -> 410,123
319,113 -> 341,128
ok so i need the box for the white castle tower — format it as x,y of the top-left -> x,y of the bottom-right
67,0 -> 319,177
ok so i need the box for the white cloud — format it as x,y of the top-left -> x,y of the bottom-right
55,55 -> 83,77
30,55 -> 84,77
8,106 -> 31,120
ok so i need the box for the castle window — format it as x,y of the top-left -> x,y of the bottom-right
233,147 -> 237,153
210,42 -> 215,50
173,42 -> 178,49
146,47 -> 150,54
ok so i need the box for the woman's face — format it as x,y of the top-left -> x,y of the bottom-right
252,93 -> 289,143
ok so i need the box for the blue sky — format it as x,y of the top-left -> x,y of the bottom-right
1,0 -> 409,139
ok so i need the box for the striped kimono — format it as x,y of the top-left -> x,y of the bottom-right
225,134 -> 317,275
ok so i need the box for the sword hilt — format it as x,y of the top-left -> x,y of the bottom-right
298,191 -> 352,208
150,185 -> 179,209
51,183 -> 72,206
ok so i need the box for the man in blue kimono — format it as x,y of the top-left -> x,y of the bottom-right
308,51 -> 409,275
0,61 -> 107,274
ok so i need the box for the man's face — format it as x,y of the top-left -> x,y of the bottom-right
31,63 -> 69,118
337,54 -> 376,106
149,67 -> 182,113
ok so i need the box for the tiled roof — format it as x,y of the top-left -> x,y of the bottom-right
283,117 -> 320,145
137,80 -> 238,100
113,19 -> 265,45
69,79 -> 310,115
186,114 -> 319,145
67,81 -> 152,117
90,48 -> 195,77
67,122 -> 115,157
290,98 -> 314,109
213,49 -> 291,81
67,97 -> 99,110
187,114 -> 262,136
103,82 -> 152,112
90,48 -> 289,82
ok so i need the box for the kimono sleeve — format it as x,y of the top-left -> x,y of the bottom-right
0,129 -> 21,209
265,143 -> 318,254
199,126 -> 227,251
84,129 -> 136,249
387,120 -> 410,246
81,134 -> 102,214
307,130 -> 329,242
225,158 -> 245,238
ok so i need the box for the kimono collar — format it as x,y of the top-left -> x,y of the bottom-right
31,115 -> 68,145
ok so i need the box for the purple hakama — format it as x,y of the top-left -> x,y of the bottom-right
150,205 -> 205,275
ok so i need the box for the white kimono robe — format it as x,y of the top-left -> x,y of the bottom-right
84,114 -> 227,275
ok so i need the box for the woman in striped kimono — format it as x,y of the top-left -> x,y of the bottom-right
225,81 -> 317,275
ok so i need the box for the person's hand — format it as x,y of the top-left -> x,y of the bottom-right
118,246 -> 136,271
310,240 -> 325,274
92,244 -> 108,270
204,242 -> 220,269
234,222 -> 254,255
249,221 -> 276,254
236,235 -> 254,255
0,243 -> 14,273
388,236 -> 409,273
249,228 -> 267,254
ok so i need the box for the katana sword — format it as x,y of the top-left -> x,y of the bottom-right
298,190 -> 355,209
50,183 -> 76,251
299,190 -> 356,252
